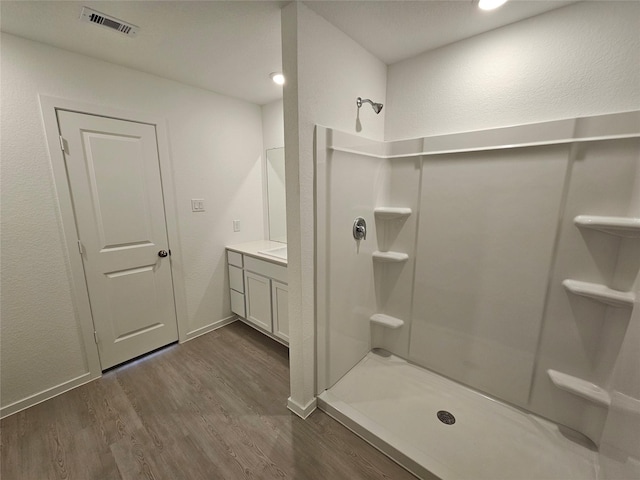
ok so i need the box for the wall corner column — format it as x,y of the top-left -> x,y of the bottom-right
281,1 -> 317,418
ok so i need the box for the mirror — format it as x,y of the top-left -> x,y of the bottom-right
266,147 -> 287,243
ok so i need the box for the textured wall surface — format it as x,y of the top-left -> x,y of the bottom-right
261,99 -> 284,150
1,33 -> 265,409
282,2 -> 387,412
385,1 -> 640,141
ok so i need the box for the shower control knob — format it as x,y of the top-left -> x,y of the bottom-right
353,217 -> 367,241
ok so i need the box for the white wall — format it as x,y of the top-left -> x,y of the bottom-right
385,1 -> 640,140
0,33 -> 265,411
261,99 -> 284,150
281,1 -> 387,415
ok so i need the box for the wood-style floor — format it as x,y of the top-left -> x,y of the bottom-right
1,321 -> 416,480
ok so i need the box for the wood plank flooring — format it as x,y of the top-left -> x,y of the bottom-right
1,321 -> 416,480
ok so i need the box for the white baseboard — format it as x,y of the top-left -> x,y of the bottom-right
182,315 -> 237,343
287,396 -> 318,419
0,371 -> 99,419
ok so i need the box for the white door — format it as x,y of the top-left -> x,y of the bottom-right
58,110 -> 178,370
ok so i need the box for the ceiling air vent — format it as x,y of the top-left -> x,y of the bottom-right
79,7 -> 139,37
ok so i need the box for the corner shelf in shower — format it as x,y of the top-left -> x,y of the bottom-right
370,313 -> 404,329
574,215 -> 640,237
547,369 -> 611,408
562,279 -> 635,308
374,207 -> 412,219
372,251 -> 409,263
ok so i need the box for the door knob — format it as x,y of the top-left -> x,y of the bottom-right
158,250 -> 169,258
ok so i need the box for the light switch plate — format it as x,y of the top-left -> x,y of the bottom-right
233,220 -> 241,232
191,199 -> 205,212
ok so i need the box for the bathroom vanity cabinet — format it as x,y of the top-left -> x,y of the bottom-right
226,241 -> 289,345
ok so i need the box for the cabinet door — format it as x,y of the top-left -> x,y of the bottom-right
244,271 -> 272,331
272,280 -> 289,343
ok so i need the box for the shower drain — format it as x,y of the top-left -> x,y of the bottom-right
437,410 -> 456,425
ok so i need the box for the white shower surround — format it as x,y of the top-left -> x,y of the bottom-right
315,110 -> 640,478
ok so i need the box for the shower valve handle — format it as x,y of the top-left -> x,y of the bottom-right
353,217 -> 367,241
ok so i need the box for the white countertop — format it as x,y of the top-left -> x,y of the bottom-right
226,240 -> 287,266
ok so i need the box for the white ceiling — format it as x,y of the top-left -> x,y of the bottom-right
305,1 -> 577,65
0,0 -> 287,105
0,0 -> 576,106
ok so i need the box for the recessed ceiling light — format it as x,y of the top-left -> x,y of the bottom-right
270,72 -> 285,86
478,0 -> 508,11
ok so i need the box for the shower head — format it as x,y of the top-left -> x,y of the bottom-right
357,97 -> 383,114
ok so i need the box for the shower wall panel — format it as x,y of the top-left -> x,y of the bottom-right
409,146 -> 569,406
317,114 -> 639,448
371,158 -> 421,358
599,285 -> 640,480
529,138 -> 640,443
322,149 -> 390,388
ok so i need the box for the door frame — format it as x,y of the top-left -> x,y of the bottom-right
40,95 -> 189,377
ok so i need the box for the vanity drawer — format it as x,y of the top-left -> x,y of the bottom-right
228,265 -> 244,293
230,289 -> 246,317
244,256 -> 287,284
227,250 -> 243,268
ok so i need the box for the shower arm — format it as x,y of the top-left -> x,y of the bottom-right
357,97 -> 383,114
357,97 -> 374,108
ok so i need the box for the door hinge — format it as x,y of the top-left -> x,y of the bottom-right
59,135 -> 68,153
77,240 -> 84,255
93,331 -> 99,344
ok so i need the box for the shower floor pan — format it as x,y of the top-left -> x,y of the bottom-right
318,351 -> 598,480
